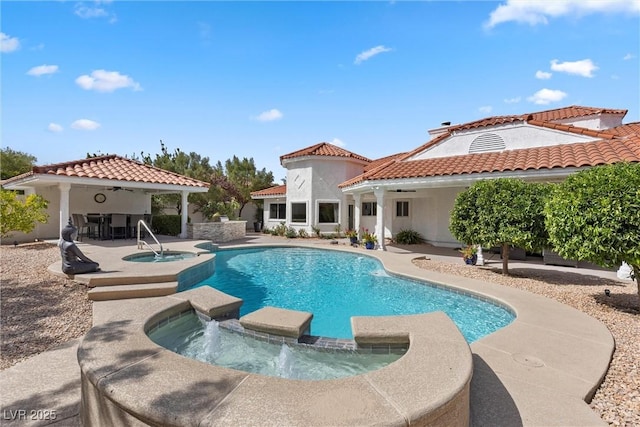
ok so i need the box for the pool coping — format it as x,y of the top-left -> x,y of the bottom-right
60,238 -> 613,425
79,290 -> 473,426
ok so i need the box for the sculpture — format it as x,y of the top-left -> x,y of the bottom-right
58,218 -> 100,275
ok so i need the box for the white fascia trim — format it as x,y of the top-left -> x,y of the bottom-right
281,156 -> 369,168
251,194 -> 286,200
2,174 -> 208,193
341,167 -> 588,193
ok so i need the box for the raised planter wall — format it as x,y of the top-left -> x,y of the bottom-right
186,221 -> 246,242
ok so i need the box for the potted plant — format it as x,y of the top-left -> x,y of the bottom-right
361,228 -> 377,249
459,245 -> 478,265
345,229 -> 358,244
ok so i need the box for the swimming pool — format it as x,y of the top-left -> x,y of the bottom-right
190,247 -> 514,342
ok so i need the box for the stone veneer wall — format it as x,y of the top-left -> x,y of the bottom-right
186,221 -> 246,242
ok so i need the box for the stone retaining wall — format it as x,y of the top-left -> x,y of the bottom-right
186,221 -> 246,242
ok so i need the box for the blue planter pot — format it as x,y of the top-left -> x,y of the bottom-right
349,237 -> 358,244
365,241 -> 375,250
464,254 -> 478,265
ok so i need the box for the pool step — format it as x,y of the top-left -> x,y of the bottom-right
88,281 -> 178,301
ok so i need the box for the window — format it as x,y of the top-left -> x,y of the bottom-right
396,201 -> 409,217
318,202 -> 339,223
362,202 -> 377,216
291,203 -> 307,223
269,203 -> 286,220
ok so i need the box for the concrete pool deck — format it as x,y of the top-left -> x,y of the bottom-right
0,233 -> 618,426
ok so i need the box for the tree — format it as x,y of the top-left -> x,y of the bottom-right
210,156 -> 274,217
449,178 -> 550,275
544,162 -> 640,298
0,189 -> 49,238
140,141 -> 214,215
0,148 -> 37,180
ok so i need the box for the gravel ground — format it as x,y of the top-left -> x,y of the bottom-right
0,242 -> 92,371
1,241 -> 638,425
412,257 -> 639,427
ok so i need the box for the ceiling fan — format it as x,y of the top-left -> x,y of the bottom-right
108,186 -> 134,192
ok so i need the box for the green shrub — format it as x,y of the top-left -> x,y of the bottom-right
273,222 -> 287,236
311,225 -> 321,238
394,229 -> 425,245
298,229 -> 309,238
152,215 -> 184,236
285,226 -> 297,238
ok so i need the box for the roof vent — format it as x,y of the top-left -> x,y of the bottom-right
469,133 -> 506,154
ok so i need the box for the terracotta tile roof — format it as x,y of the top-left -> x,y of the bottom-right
3,155 -> 210,188
280,142 -> 371,163
365,152 -> 407,172
339,136 -> 640,188
602,122 -> 640,137
529,105 -> 627,122
527,120 -> 618,139
251,184 -> 287,197
392,109 -> 623,163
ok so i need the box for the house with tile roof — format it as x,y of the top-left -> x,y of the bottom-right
252,105 -> 640,250
1,155 -> 210,242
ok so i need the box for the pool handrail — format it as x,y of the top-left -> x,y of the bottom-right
136,219 -> 164,257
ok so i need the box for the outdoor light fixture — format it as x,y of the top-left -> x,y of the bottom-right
604,289 -> 611,297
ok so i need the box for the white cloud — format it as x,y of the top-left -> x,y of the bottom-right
535,70 -> 552,79
75,70 -> 142,92
527,88 -> 568,105
48,123 -> 64,132
255,109 -> 283,122
504,97 -> 522,104
623,53 -> 636,60
330,138 -> 345,147
1,32 -> 20,53
74,1 -> 117,23
485,0 -> 640,29
354,45 -> 392,65
478,106 -> 493,114
27,64 -> 59,77
550,59 -> 598,77
71,119 -> 101,130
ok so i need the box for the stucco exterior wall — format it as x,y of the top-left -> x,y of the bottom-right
411,123 -> 597,160
284,158 -> 365,233
554,113 -> 623,130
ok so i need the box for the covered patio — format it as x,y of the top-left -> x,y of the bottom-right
1,155 -> 210,243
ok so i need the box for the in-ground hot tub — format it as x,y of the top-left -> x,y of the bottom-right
123,251 -> 197,263
78,286 -> 473,426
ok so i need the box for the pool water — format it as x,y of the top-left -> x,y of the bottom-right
190,247 -> 514,342
123,251 -> 196,263
148,313 -> 403,380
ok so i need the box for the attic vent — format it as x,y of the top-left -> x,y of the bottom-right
469,133 -> 506,154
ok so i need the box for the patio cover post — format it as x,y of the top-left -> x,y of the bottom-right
59,183 -> 71,237
180,190 -> 189,238
374,187 -> 386,251
354,193 -> 361,238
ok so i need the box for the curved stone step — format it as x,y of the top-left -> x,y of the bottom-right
88,282 -> 177,301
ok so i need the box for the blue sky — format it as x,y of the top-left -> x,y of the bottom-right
2,1 -> 639,182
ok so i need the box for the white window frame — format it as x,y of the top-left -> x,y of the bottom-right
316,200 -> 340,224
290,201 -> 308,224
396,200 -> 410,217
362,201 -> 377,216
269,203 -> 286,220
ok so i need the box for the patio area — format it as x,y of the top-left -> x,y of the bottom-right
1,233 -> 635,426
